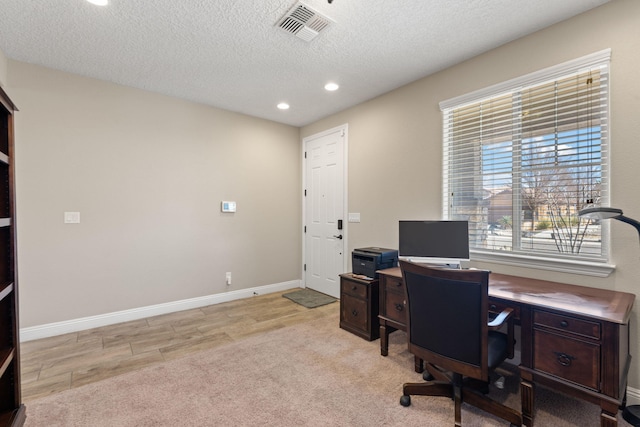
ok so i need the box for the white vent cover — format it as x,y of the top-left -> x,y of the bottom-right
276,2 -> 334,42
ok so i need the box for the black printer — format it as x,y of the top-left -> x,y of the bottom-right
352,247 -> 398,279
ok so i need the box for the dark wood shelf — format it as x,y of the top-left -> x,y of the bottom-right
0,348 -> 14,378
0,407 -> 26,427
0,86 -> 23,426
0,282 -> 13,302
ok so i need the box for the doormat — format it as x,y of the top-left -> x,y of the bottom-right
283,288 -> 337,308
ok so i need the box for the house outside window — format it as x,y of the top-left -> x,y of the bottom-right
440,50 -> 611,274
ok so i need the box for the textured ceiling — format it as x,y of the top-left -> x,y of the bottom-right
0,0 -> 610,127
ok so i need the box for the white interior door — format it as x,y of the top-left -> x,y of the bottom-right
303,125 -> 346,299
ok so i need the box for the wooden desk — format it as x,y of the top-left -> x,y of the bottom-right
377,267 -> 635,427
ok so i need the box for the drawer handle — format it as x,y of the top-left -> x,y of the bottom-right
554,352 -> 575,367
395,281 -> 402,287
352,286 -> 358,291
395,303 -> 404,312
490,304 -> 497,311
352,309 -> 359,317
560,320 -> 569,328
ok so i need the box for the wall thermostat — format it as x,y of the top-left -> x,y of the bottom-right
221,201 -> 236,213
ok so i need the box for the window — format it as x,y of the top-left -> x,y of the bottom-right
440,50 -> 611,273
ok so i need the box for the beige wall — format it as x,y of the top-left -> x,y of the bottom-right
302,0 -> 640,385
7,62 -> 301,327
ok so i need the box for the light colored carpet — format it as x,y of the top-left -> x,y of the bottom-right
24,312 -> 631,426
283,288 -> 337,308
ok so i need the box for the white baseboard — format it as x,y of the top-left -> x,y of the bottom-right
627,385 -> 640,407
19,280 -> 302,342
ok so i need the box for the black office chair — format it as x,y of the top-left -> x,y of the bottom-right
398,260 -> 521,426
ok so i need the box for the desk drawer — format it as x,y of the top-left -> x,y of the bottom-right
533,329 -> 600,391
383,275 -> 405,293
534,310 -> 600,340
341,279 -> 368,299
384,291 -> 407,324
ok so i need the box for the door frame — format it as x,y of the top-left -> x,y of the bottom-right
301,123 -> 349,290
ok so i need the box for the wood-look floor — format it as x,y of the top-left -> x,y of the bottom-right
20,289 -> 338,402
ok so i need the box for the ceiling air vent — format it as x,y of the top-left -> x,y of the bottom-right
276,2 -> 334,42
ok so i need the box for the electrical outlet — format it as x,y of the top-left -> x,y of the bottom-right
225,272 -> 232,286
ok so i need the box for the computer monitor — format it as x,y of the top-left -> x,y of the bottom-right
398,220 -> 470,268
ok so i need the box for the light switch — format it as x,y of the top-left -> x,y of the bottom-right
221,201 -> 236,213
64,212 -> 80,224
348,213 -> 361,223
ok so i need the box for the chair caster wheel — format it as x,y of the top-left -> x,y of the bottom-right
400,395 -> 411,407
423,371 -> 434,381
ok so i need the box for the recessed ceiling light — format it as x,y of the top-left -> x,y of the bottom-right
277,102 -> 290,110
324,82 -> 339,91
87,0 -> 109,5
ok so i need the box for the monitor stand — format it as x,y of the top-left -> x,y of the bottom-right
418,262 -> 462,269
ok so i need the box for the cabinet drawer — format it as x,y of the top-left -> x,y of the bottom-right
383,275 -> 405,293
384,291 -> 407,324
341,294 -> 368,331
341,279 -> 368,299
533,329 -> 600,391
534,310 -> 600,340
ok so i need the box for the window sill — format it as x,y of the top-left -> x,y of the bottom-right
470,250 -> 615,278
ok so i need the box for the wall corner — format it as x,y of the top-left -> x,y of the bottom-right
0,49 -> 7,88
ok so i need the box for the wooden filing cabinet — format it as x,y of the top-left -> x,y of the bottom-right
339,273 -> 379,341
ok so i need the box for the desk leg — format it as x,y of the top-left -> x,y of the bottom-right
600,412 -> 617,427
380,323 -> 389,356
521,377 -> 534,426
600,403 -> 619,427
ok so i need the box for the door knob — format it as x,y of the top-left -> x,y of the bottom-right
333,234 -> 343,240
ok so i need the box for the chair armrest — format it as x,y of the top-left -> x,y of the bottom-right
488,307 -> 514,331
488,307 -> 515,358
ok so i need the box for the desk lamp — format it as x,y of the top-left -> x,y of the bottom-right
578,206 -> 640,426
578,207 -> 640,240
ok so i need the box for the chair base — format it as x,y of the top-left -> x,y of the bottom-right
400,379 -> 522,426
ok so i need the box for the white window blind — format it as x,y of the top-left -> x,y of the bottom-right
441,50 -> 610,265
